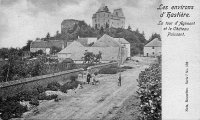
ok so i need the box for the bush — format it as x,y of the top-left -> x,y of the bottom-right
36,85 -> 47,93
70,75 -> 78,81
98,66 -> 125,74
29,98 -> 39,106
47,82 -> 61,91
99,67 -> 118,74
16,90 -> 34,101
38,93 -> 58,100
121,66 -> 133,69
60,81 -> 80,93
137,63 -> 161,120
0,98 -> 28,120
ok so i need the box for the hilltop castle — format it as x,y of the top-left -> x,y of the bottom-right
92,3 -> 125,29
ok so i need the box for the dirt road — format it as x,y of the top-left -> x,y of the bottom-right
27,57 -> 155,120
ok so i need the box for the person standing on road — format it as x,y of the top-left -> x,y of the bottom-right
87,73 -> 91,84
118,73 -> 121,86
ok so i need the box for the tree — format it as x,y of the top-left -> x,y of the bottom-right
0,48 -> 9,59
106,23 -> 109,28
95,24 -> 98,30
127,25 -> 132,31
50,46 -> 62,55
149,33 -> 161,41
56,31 -> 59,36
135,28 -> 139,34
99,27 -> 104,35
45,32 -> 50,40
22,40 -> 33,51
82,51 -> 95,64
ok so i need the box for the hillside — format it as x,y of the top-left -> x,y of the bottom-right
51,20 -> 147,56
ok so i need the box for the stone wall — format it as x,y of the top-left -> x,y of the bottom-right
0,68 -> 84,98
0,62 -> 118,98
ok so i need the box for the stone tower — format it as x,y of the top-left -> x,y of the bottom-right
92,4 -> 125,29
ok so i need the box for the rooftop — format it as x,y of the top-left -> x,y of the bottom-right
145,38 -> 161,47
31,40 -> 64,48
92,34 -> 122,47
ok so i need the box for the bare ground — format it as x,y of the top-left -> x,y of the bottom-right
25,57 -> 155,120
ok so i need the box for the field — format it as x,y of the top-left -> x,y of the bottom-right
25,57 -> 156,119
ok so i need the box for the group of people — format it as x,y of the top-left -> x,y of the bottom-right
86,72 -> 99,85
86,72 -> 122,86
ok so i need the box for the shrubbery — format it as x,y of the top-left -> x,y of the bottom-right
121,66 -> 133,69
60,75 -> 80,93
98,66 -> 125,74
16,90 -> 36,101
29,98 -> 39,106
36,85 -> 47,93
0,78 -> 81,119
0,55 -> 78,82
47,82 -> 61,91
37,93 -> 58,100
136,62 -> 161,120
0,97 -> 28,120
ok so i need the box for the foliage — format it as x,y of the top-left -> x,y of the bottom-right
0,48 -> 23,59
22,40 -> 33,51
45,32 -> 50,41
70,75 -> 78,82
0,98 -> 28,120
62,58 -> 74,63
121,66 -> 133,69
0,83 -> 59,119
29,98 -> 39,106
30,50 -> 44,57
51,20 -> 150,56
127,25 -> 132,31
82,51 -> 102,64
36,85 -> 47,93
16,90 -> 36,101
37,93 -> 58,100
98,66 -> 125,74
0,54 -> 78,82
50,46 -> 62,55
136,62 -> 161,120
60,80 -> 80,93
148,33 -> 161,41
47,82 -> 61,91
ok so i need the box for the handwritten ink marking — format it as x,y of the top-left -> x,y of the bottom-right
185,104 -> 188,112
185,87 -> 188,102
185,61 -> 189,112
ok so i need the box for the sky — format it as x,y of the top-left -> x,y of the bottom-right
0,0 -> 161,48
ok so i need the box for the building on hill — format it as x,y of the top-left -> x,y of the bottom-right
57,41 -> 85,62
76,37 -> 97,47
92,34 -> 122,47
61,19 -> 80,34
143,38 -> 161,57
30,40 -> 65,54
58,34 -> 128,64
114,38 -> 130,57
58,41 -> 120,63
92,3 -> 125,29
92,34 -> 127,64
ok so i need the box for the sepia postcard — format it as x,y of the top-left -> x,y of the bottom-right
0,0 -> 199,120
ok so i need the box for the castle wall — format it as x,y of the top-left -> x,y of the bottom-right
61,19 -> 79,34
92,6 -> 125,29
